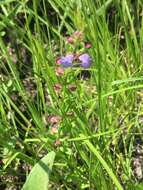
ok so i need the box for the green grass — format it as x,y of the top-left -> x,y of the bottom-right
0,0 -> 143,189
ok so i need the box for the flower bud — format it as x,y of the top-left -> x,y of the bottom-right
67,36 -> 73,44
55,67 -> 64,76
85,43 -> 92,49
48,115 -> 61,124
53,83 -> 62,92
56,58 -> 61,65
54,139 -> 61,146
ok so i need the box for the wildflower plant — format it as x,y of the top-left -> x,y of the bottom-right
56,31 -> 92,69
49,31 -> 95,165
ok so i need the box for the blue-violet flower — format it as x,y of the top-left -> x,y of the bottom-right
60,54 -> 74,67
79,53 -> 92,68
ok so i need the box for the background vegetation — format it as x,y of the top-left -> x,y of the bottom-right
0,0 -> 143,189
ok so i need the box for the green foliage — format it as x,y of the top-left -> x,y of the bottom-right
0,0 -> 143,189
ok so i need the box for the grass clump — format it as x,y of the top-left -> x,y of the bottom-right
0,0 -> 143,189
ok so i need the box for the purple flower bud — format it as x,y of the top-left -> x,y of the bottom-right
67,37 -> 73,44
79,53 -> 92,68
60,54 -> 74,68
85,43 -> 92,49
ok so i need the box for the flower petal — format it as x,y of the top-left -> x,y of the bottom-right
60,54 -> 74,68
79,53 -> 92,68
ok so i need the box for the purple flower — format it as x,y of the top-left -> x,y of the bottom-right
60,54 -> 74,68
79,53 -> 92,68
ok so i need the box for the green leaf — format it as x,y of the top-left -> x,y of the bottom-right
134,184 -> 143,190
22,151 -> 56,190
80,134 -> 124,190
